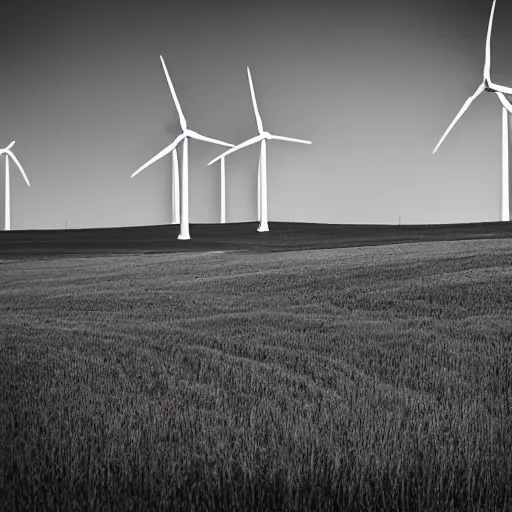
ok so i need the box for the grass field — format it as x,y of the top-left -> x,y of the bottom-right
1,234 -> 512,511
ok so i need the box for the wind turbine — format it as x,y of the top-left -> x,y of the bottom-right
432,0 -> 512,221
131,56 -> 234,239
208,67 -> 312,232
1,141 -> 30,231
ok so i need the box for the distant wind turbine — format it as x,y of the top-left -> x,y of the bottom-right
1,141 -> 30,231
208,67 -> 312,232
131,56 -> 234,239
432,0 -> 512,221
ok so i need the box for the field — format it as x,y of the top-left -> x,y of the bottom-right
1,224 -> 512,511
2,220 -> 512,258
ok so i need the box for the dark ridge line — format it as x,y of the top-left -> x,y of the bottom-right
0,221 -> 511,260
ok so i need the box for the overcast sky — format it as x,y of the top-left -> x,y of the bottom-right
1,0 -> 512,230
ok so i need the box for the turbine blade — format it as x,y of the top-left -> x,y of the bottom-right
131,134 -> 184,178
247,67 -> 264,134
432,83 -> 486,154
187,130 -> 234,147
494,92 -> 512,115
489,82 -> 512,95
484,0 -> 497,82
271,134 -> 312,145
6,141 -> 15,151
6,150 -> 30,186
160,56 -> 187,131
208,135 -> 264,166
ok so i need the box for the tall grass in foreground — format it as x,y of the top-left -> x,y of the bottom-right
1,240 -> 512,511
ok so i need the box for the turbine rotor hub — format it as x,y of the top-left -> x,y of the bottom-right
484,79 -> 496,93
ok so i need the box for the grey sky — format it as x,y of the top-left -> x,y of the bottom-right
0,0 -> 511,230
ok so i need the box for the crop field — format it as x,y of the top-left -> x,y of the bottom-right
1,237 -> 512,511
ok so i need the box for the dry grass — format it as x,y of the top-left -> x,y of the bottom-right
1,239 -> 512,511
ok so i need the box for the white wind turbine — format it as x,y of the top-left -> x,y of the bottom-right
1,141 -> 30,231
208,67 -> 312,232
131,56 -> 234,239
432,0 -> 512,221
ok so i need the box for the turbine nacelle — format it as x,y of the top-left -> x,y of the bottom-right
484,79 -> 496,92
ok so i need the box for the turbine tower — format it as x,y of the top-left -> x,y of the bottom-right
432,0 -> 512,221
171,149 -> 180,225
131,56 -> 234,239
208,67 -> 312,232
1,141 -> 30,231
213,155 -> 227,223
